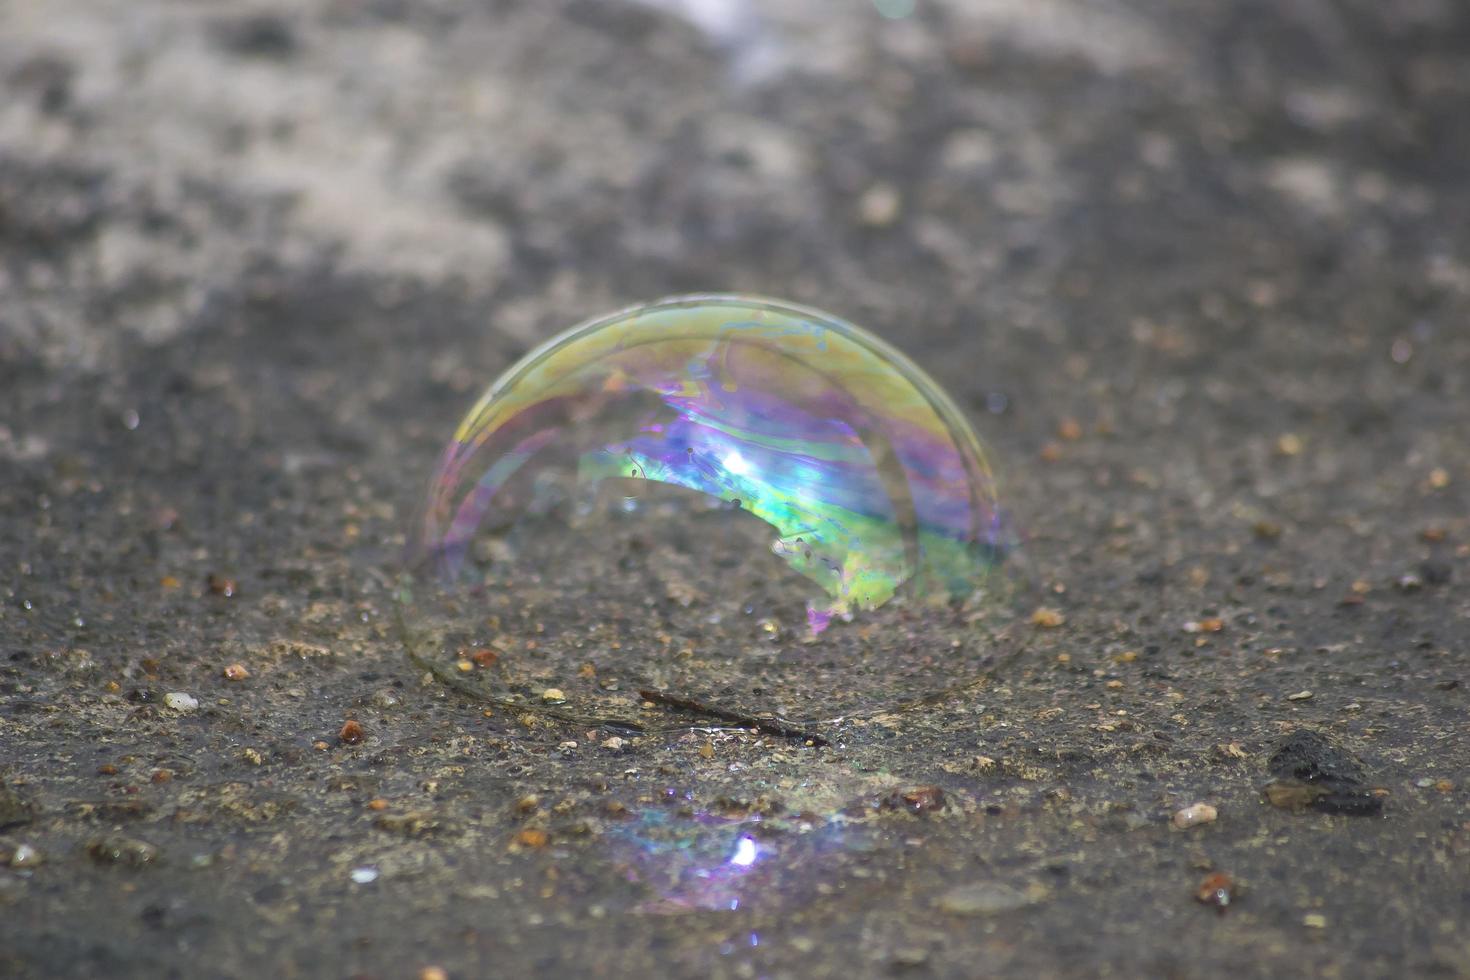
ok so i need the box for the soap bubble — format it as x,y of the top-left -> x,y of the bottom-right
398,295 -> 1013,719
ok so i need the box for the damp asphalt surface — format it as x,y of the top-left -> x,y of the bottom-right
2,1 -> 1469,977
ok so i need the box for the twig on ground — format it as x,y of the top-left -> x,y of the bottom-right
638,688 -> 830,747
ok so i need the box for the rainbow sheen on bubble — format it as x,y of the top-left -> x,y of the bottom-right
412,295 -> 1004,625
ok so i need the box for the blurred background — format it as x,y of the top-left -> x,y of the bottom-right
5,0 -> 1468,593
6,0 -> 1466,525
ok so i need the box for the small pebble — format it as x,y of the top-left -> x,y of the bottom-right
1172,803 -> 1218,829
1396,572 -> 1423,592
515,828 -> 549,848
883,785 -> 947,814
86,835 -> 160,867
891,946 -> 930,967
937,881 -> 1046,916
375,811 -> 444,837
371,688 -> 403,709
1303,913 -> 1327,929
206,573 -> 238,597
1253,520 -> 1283,539
1183,618 -> 1223,634
350,866 -> 379,884
1287,690 -> 1314,701
601,737 -> 626,751
1195,871 -> 1235,909
1030,607 -> 1064,628
856,182 -> 901,227
1263,779 -> 1326,810
339,719 -> 365,745
163,692 -> 199,713
10,843 -> 41,869
542,688 -> 566,702
222,663 -> 249,681
419,968 -> 449,980
0,841 -> 41,869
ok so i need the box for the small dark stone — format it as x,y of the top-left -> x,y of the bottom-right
1267,729 -> 1366,785
563,0 -> 667,40
212,15 -> 298,59
252,882 -> 286,905
1264,730 -> 1382,816
1419,559 -> 1453,586
9,54 -> 74,114
0,782 -> 34,830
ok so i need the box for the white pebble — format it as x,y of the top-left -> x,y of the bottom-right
163,692 -> 199,712
350,866 -> 379,884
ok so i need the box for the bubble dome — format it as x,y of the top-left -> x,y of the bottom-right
397,295 -> 1012,717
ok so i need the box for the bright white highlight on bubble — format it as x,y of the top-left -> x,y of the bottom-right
722,450 -> 753,477
729,836 -> 759,867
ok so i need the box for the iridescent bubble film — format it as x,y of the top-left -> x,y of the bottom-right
398,295 -> 1012,716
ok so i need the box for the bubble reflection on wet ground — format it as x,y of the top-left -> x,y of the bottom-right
599,782 -> 945,918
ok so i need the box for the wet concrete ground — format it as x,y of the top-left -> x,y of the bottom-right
2,1 -> 1469,976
